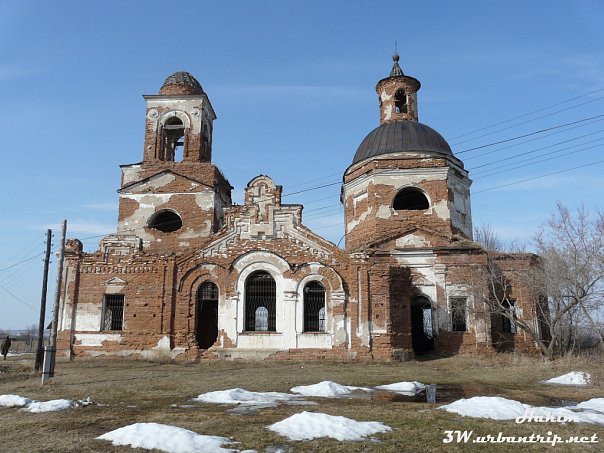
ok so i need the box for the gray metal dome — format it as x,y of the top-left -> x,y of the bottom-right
352,121 -> 453,165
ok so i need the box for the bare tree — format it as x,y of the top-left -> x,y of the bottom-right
535,204 -> 604,352
22,324 -> 39,352
474,223 -> 504,252
478,204 -> 604,359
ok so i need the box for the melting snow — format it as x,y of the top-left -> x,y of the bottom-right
98,422 -> 234,453
23,399 -> 76,413
574,398 -> 604,413
194,388 -> 300,407
440,396 -> 604,425
268,411 -> 391,441
375,381 -> 426,395
1,394 -> 79,412
541,371 -> 591,386
0,394 -> 32,407
290,381 -> 366,397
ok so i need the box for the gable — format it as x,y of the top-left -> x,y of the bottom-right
366,226 -> 451,251
119,170 -> 212,195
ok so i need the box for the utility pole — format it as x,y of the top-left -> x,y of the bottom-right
42,220 -> 66,384
35,229 -> 52,371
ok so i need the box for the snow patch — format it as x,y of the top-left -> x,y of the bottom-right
1,394 -> 80,412
541,371 -> 591,387
194,388 -> 300,407
290,381 -> 367,397
23,399 -> 76,413
375,381 -> 426,395
440,396 -> 604,425
98,422 -> 234,453
267,411 -> 391,441
0,394 -> 32,407
575,398 -> 604,413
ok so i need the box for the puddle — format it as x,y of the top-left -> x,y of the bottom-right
370,384 -> 501,404
550,398 -> 578,408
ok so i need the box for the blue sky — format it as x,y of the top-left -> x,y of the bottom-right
1,1 -> 603,329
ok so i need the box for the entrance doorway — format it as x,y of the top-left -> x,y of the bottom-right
411,296 -> 434,354
196,282 -> 218,349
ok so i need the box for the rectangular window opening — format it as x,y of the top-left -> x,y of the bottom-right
450,297 -> 467,332
502,299 -> 517,334
102,294 -> 124,331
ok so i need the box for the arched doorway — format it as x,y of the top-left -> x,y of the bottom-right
411,295 -> 434,354
196,281 -> 218,349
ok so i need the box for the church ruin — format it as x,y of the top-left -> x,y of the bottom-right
56,56 -> 546,360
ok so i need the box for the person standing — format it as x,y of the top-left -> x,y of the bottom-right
1,335 -> 11,360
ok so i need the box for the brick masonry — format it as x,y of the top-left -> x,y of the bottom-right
56,68 -> 543,361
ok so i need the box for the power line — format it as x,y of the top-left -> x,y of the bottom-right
282,181 -> 341,197
469,133 -> 604,173
450,87 -> 604,141
457,114 -> 604,155
0,252 -> 45,273
464,117 -> 604,161
451,97 -> 604,145
474,143 -> 603,179
473,159 -> 604,194
0,283 -> 38,312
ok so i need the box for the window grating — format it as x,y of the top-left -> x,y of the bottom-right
303,281 -> 326,332
245,271 -> 276,331
199,281 -> 218,302
102,294 -> 124,331
450,297 -> 468,332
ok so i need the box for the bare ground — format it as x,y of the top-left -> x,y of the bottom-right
0,353 -> 602,452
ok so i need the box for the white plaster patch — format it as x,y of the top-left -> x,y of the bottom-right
195,192 -> 214,210
75,333 -> 121,347
433,200 -> 450,220
380,90 -> 392,102
74,304 -> 102,331
121,165 -> 142,186
143,173 -> 177,190
384,104 -> 393,121
376,204 -> 391,219
396,234 -> 430,247
346,207 -> 372,233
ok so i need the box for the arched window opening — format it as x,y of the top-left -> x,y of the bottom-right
163,117 -> 185,161
148,210 -> 182,233
393,187 -> 429,211
303,281 -> 326,332
394,89 -> 407,114
196,282 -> 218,349
245,271 -> 276,331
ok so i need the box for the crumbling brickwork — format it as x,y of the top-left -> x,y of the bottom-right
57,66 -> 543,361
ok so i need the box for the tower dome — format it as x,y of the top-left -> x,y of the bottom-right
159,71 -> 204,95
352,121 -> 453,165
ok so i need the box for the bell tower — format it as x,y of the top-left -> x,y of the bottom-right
108,72 -> 232,254
376,52 -> 421,125
142,71 -> 215,163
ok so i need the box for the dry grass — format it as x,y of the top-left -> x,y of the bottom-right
0,353 -> 602,452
